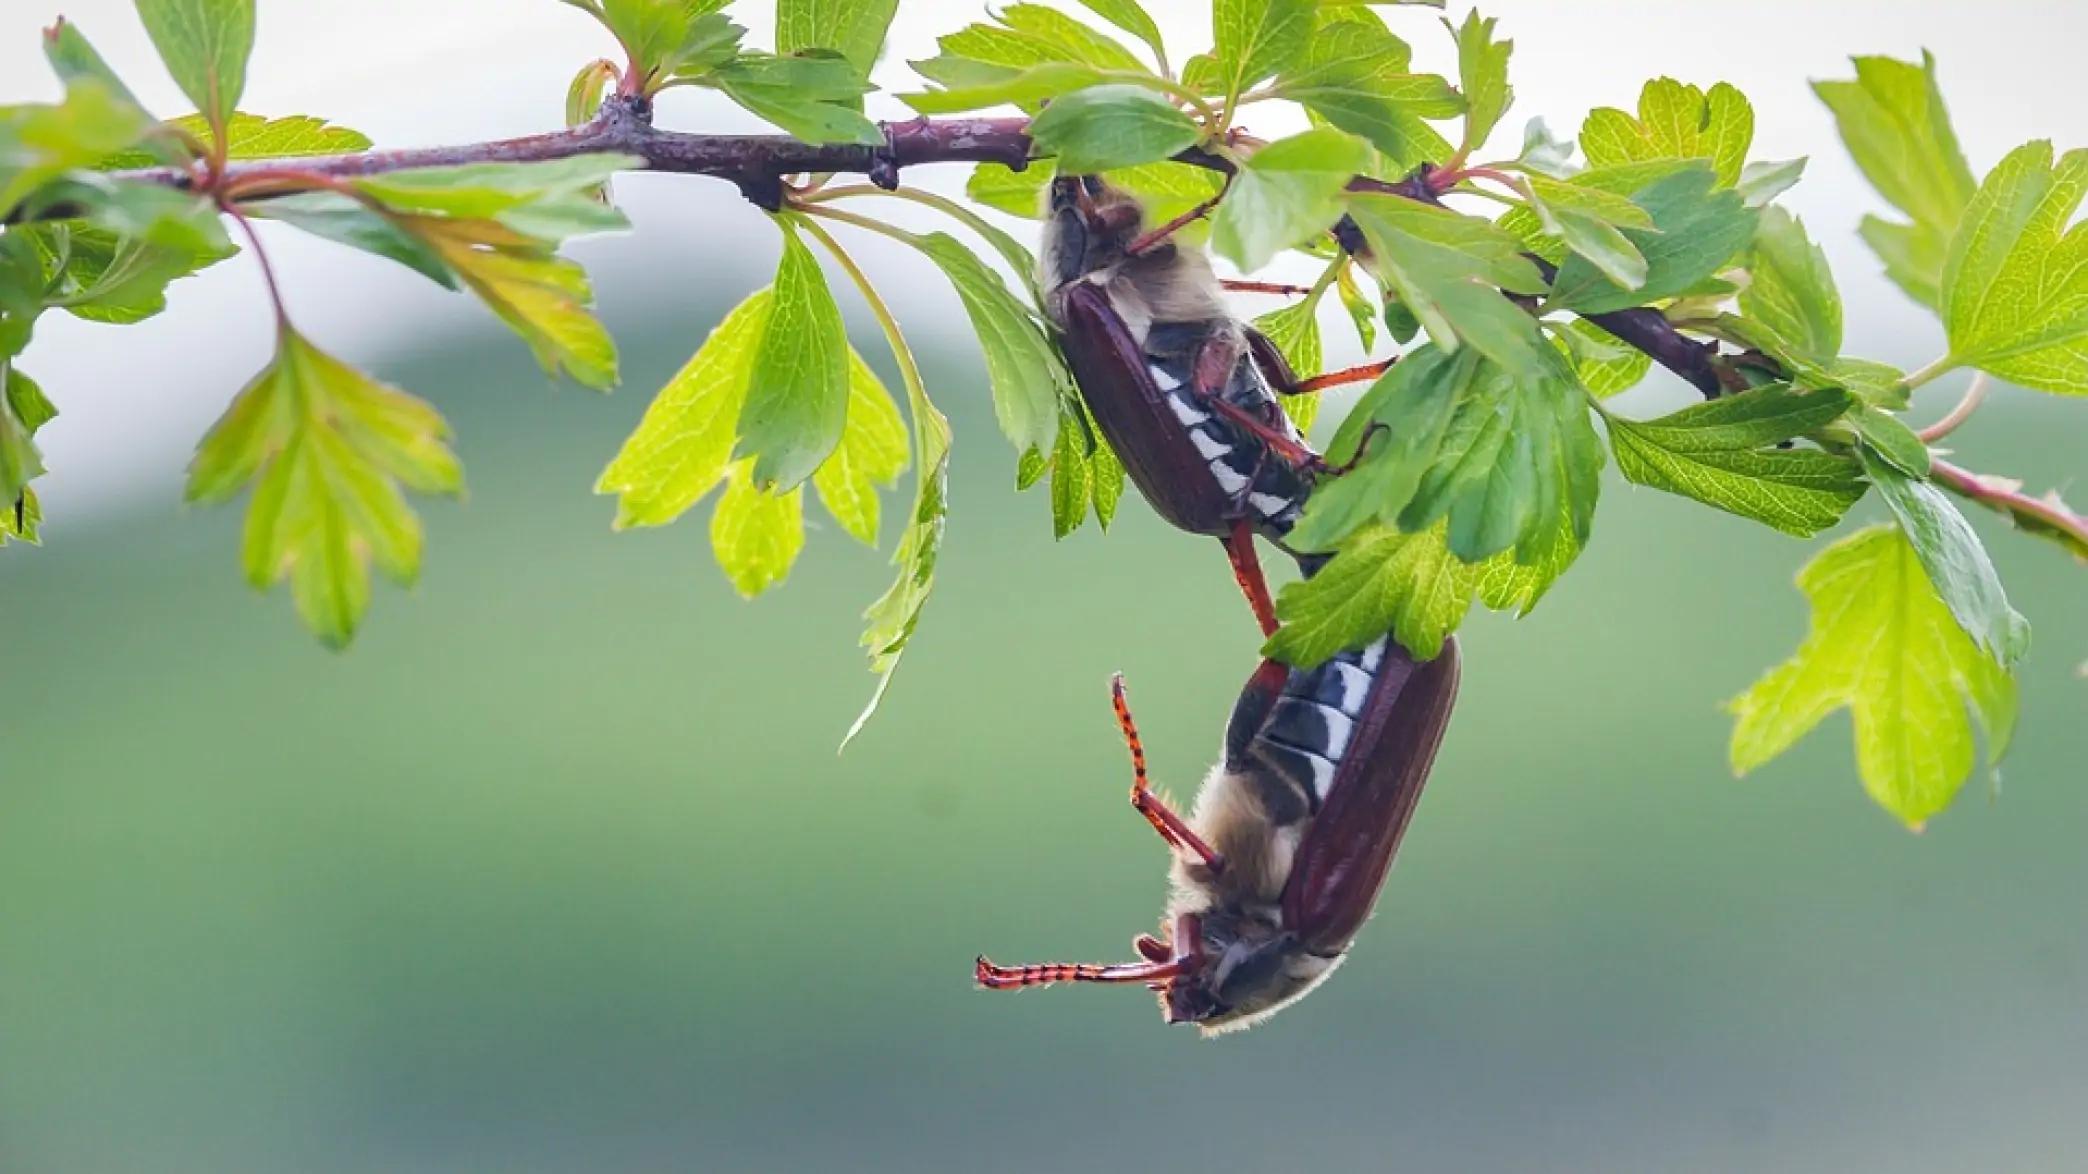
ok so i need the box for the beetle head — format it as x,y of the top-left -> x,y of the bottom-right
1039,175 -> 1146,294
1157,907 -> 1342,1035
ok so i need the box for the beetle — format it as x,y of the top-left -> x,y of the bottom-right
976,632 -> 1461,1034
1037,175 -> 1390,636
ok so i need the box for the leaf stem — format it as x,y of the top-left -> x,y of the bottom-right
1898,353 -> 1959,392
796,201 -> 924,251
1918,371 -> 1992,443
223,205 -> 291,329
1931,457 -> 2088,558
802,184 -> 1000,250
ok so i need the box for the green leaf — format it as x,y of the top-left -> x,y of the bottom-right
103,111 -> 371,167
1814,52 -> 1974,307
1521,172 -> 1653,289
1,365 -> 50,513
186,325 -> 461,647
777,0 -> 898,75
1212,128 -> 1370,272
1026,85 -> 1201,173
1451,11 -> 1512,157
1738,206 -> 1842,370
1335,263 -> 1377,353
966,160 -> 1053,218
38,221 -> 236,323
1606,386 -> 1866,537
43,18 -> 157,124
1253,296 -> 1323,434
997,4 -> 1149,73
1088,404 -> 1125,527
708,53 -> 882,146
910,232 -> 1063,454
1073,0 -> 1168,69
352,154 -> 634,223
1268,520 -> 1477,666
812,348 -> 909,546
591,1 -> 738,79
1848,403 -> 1929,477
1553,318 -> 1650,398
1861,451 -> 2030,668
1581,78 -> 1753,188
902,62 -> 1106,116
251,193 -> 455,290
404,212 -> 621,390
1737,157 -> 1807,208
710,463 -> 805,598
1729,524 -> 2017,830
1050,405 -> 1091,537
597,288 -> 771,527
1549,164 -> 1756,315
736,221 -> 850,491
1015,444 -> 1048,490
844,322 -> 953,749
1342,192 -> 1551,377
0,80 -> 153,213
1214,0 -> 1315,103
1278,10 -> 1459,171
1939,142 -> 2088,395
133,0 -> 254,129
1291,344 -> 1477,552
567,59 -> 618,127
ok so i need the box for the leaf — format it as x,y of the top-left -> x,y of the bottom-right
1581,78 -> 1753,188
1729,525 -> 2018,830
566,59 -> 618,127
1606,386 -> 1866,537
1026,85 -> 1202,173
1549,164 -> 1757,315
1451,11 -> 1512,157
186,325 -> 462,647
1814,52 -> 1974,308
1267,520 -> 1477,666
910,232 -> 1064,454
102,111 -> 370,167
709,463 -> 805,598
38,221 -> 236,323
777,0 -> 898,75
1015,444 -> 1048,490
0,80 -> 153,213
1554,318 -> 1650,398
967,160 -> 1053,218
844,325 -> 953,749
592,1 -> 739,79
736,220 -> 850,491
1073,0 -> 1167,69
1253,296 -> 1322,434
1089,404 -> 1125,527
1848,403 -> 1929,477
1278,10 -> 1459,171
1737,157 -> 1806,208
1,365 -> 50,514
251,193 -> 456,290
1335,263 -> 1377,353
352,154 -> 635,223
597,288 -> 771,527
1861,451 -> 2030,668
1291,345 -> 1477,552
1341,192 -> 1551,377
1939,142 -> 2088,395
997,4 -> 1149,73
812,348 -> 909,545
407,214 -> 621,390
902,62 -> 1106,116
708,53 -> 881,146
1521,172 -> 1652,289
1050,404 -> 1091,538
1213,0 -> 1315,103
1739,206 -> 1842,370
1211,128 -> 1370,272
42,19 -> 160,139
133,0 -> 254,129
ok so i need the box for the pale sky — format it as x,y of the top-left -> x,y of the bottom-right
4,1 -> 2084,521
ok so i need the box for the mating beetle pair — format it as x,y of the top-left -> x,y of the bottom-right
972,176 -> 1463,1034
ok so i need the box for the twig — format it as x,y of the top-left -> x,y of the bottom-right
1931,458 -> 2088,559
1918,371 -> 1992,443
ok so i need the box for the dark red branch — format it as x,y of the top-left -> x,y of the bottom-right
6,102 -> 1730,394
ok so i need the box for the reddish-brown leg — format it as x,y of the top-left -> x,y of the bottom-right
1289,358 -> 1398,395
1206,397 -> 1325,470
1127,190 -> 1226,256
1221,522 -> 1281,639
977,916 -> 1202,992
1221,280 -> 1316,296
1112,674 -> 1226,873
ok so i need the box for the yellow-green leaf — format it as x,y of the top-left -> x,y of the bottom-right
1729,524 -> 2017,829
812,348 -> 909,545
710,463 -> 805,598
1940,141 -> 2088,395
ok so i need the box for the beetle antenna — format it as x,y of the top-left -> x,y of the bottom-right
975,954 -> 1188,990
1112,674 -> 1227,873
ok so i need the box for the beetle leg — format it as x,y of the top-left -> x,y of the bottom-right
1286,358 -> 1399,395
1221,522 -> 1281,639
1221,279 -> 1316,296
1126,185 -> 1230,256
976,914 -> 1200,991
1112,674 -> 1227,873
1205,397 -> 1324,470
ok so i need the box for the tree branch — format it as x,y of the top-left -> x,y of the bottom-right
4,102 -> 1730,397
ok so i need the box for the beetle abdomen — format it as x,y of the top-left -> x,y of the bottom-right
1242,637 -> 1391,813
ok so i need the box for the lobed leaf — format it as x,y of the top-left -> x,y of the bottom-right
1729,525 -> 2017,829
1861,452 -> 2030,667
710,463 -> 805,598
1213,0 -> 1315,104
777,0 -> 898,76
1267,520 -> 1476,666
1341,192 -> 1550,378
1549,164 -> 1756,315
1026,85 -> 1202,173
1606,386 -> 1866,537
1050,403 -> 1091,537
1451,11 -> 1513,158
1072,0 -> 1168,69
1581,78 -> 1753,188
185,325 -> 462,647
1939,141 -> 2088,395
1737,206 -> 1842,374
1211,128 -> 1371,272
1253,296 -> 1323,434
812,349 -> 910,546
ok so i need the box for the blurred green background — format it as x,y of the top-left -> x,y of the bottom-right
2,293 -> 2083,1173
